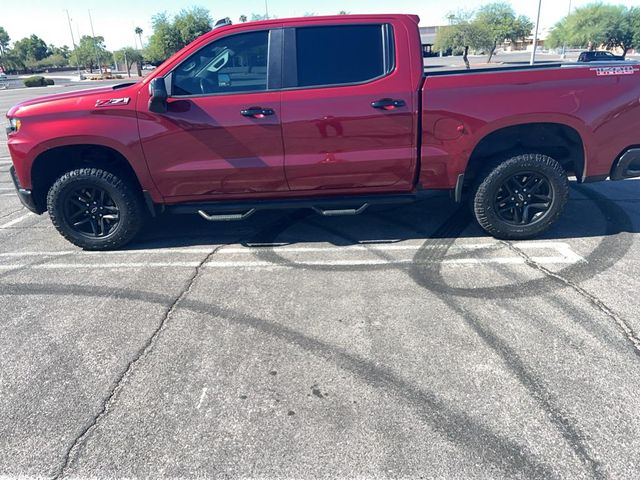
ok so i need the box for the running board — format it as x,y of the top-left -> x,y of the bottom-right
312,204 -> 369,216
163,192 -> 434,220
198,209 -> 256,222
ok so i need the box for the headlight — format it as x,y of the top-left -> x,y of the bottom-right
6,117 -> 21,135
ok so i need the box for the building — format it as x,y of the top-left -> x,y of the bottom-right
419,26 -> 443,57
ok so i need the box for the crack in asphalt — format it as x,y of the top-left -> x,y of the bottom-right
503,241 -> 640,357
51,245 -> 223,479
0,207 -> 24,221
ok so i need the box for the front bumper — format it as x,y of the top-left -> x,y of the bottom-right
611,148 -> 640,180
9,166 -> 40,213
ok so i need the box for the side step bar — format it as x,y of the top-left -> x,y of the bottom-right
165,192 -> 424,221
198,209 -> 256,222
312,204 -> 370,217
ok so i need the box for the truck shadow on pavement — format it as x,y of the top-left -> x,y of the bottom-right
134,182 -> 638,250
132,182 -> 636,303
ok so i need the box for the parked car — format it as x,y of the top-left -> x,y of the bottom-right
6,14 -> 640,249
578,51 -> 626,62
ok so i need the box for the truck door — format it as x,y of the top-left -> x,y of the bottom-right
137,28 -> 287,199
280,23 -> 416,192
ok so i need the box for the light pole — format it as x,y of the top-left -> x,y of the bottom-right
530,0 -> 542,65
265,0 -> 269,19
88,9 -> 101,74
65,10 -> 81,78
560,0 -> 572,60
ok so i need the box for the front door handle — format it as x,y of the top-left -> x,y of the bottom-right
371,98 -> 406,110
241,107 -> 275,118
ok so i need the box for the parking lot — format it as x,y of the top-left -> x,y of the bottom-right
2,84 -> 640,479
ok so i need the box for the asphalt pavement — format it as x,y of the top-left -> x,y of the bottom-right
1,84 -> 640,479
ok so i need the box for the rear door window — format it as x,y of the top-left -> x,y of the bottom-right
294,24 -> 392,88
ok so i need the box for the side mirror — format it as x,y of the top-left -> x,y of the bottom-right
148,78 -> 168,113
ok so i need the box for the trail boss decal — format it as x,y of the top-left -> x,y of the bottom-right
591,66 -> 639,76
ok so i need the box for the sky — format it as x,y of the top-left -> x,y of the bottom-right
2,0 -> 639,51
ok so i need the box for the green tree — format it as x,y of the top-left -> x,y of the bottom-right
0,26 -> 10,56
338,11 -> 349,15
145,12 -> 182,63
48,44 -> 70,59
73,35 -> 109,72
13,34 -> 49,63
35,53 -> 69,69
548,4 -> 639,57
115,47 -> 143,77
474,3 -> 533,62
239,15 -> 248,23
546,18 -> 570,50
135,27 -> 144,48
632,7 -> 640,52
0,26 -> 11,72
434,13 -> 493,69
145,7 -> 211,63
174,6 -> 211,45
251,13 -> 270,21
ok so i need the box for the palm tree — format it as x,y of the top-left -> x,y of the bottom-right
134,27 -> 143,49
239,15 -> 248,23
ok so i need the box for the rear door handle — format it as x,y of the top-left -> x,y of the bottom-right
241,107 -> 275,118
371,98 -> 406,110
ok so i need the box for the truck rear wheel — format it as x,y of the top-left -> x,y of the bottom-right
47,168 -> 144,250
472,153 -> 569,240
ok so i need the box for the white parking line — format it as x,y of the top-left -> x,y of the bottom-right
218,244 -> 495,254
0,248 -> 215,257
0,242 -> 582,258
0,212 -> 33,229
0,262 -> 202,270
0,242 -> 585,270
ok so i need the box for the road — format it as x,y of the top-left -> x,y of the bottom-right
1,83 -> 640,479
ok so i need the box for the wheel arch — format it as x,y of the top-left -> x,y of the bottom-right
30,143 -> 143,213
463,120 -> 588,189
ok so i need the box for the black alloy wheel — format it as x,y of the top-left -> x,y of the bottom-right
63,186 -> 121,238
47,168 -> 144,250
493,172 -> 553,226
472,153 -> 569,240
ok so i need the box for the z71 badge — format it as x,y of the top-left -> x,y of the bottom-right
591,66 -> 639,76
95,97 -> 131,107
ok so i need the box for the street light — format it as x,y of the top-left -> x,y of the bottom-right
530,0 -> 542,65
65,10 -> 82,79
265,0 -> 269,19
561,0 -> 572,60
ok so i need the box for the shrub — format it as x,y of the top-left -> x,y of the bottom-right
23,76 -> 46,87
23,76 -> 54,87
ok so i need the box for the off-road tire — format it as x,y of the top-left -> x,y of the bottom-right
47,168 -> 144,250
471,153 -> 569,240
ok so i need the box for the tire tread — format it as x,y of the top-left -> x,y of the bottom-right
47,168 -> 143,250
472,154 -> 569,240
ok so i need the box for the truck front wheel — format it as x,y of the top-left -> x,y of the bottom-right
472,153 -> 569,240
47,168 -> 144,250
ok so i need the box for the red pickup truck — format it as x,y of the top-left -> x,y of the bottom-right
6,14 -> 640,250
